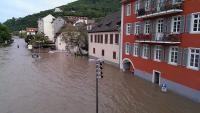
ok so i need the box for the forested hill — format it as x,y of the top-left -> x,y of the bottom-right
4,0 -> 121,32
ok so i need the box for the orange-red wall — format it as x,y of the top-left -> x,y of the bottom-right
122,0 -> 200,90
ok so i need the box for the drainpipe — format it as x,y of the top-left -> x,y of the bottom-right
120,4 -> 124,70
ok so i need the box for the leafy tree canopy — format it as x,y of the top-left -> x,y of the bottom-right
0,23 -> 11,43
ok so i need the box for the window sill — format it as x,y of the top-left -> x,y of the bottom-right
153,59 -> 161,62
133,55 -> 138,57
168,62 -> 178,66
189,31 -> 200,34
142,56 -> 148,59
187,66 -> 200,71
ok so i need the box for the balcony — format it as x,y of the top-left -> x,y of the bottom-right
135,33 -> 182,45
137,0 -> 183,19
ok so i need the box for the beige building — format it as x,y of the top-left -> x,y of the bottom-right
88,12 -> 121,67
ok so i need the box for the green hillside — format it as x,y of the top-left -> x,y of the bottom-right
4,0 -> 121,32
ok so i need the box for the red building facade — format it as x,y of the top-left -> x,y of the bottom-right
121,0 -> 200,102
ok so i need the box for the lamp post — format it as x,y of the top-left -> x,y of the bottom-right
95,59 -> 104,113
88,58 -> 104,113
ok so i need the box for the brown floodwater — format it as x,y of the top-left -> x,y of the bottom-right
0,37 -> 199,113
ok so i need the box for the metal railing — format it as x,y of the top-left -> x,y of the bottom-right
137,0 -> 183,17
135,33 -> 182,43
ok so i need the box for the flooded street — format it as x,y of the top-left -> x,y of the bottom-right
0,37 -> 199,113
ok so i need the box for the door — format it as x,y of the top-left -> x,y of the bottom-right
153,71 -> 161,85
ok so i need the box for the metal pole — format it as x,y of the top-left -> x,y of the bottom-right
96,73 -> 98,113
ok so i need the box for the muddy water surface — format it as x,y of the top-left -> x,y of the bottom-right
0,38 -> 199,113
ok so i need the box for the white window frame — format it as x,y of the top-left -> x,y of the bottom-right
157,19 -> 164,33
135,1 -> 140,14
154,45 -> 162,62
142,44 -> 149,59
187,48 -> 200,70
126,4 -> 131,16
145,0 -> 150,11
133,43 -> 139,57
135,22 -> 140,35
169,46 -> 179,65
191,12 -> 200,33
144,21 -> 150,34
126,23 -> 131,35
171,16 -> 181,34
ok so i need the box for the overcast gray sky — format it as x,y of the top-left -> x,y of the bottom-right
0,0 -> 77,23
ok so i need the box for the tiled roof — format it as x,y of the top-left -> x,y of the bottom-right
88,11 -> 121,33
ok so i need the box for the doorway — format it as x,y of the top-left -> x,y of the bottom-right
153,71 -> 161,85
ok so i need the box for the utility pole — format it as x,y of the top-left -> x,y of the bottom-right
96,59 -> 104,113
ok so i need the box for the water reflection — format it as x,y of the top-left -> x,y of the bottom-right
0,37 -> 199,113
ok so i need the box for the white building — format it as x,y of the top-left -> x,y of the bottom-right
38,14 -> 55,42
54,8 -> 62,13
55,34 -> 66,51
52,17 -> 65,35
26,28 -> 37,35
38,15 -> 65,43
88,12 -> 121,67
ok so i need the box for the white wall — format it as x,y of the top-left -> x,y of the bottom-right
56,34 -> 66,51
88,31 -> 120,65
38,19 -> 44,33
53,17 -> 65,34
43,14 -> 55,42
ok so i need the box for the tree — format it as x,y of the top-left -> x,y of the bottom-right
0,23 -> 11,43
25,33 -> 49,48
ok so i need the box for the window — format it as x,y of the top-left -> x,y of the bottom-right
135,23 -> 140,35
145,0 -> 150,11
110,34 -> 113,44
105,34 -> 108,44
95,35 -> 97,43
90,35 -> 93,42
125,43 -> 130,55
97,35 -> 100,43
134,1 -> 139,14
142,45 -> 149,59
133,43 -> 139,56
169,47 -> 178,65
173,0 -> 182,4
102,49 -> 104,56
113,52 -> 116,59
172,16 -> 181,33
126,4 -> 131,16
100,34 -> 103,43
144,21 -> 150,34
115,34 -> 119,44
126,23 -> 131,35
157,19 -> 164,33
192,13 -> 200,33
188,48 -> 200,70
93,48 -> 95,54
154,45 -> 163,61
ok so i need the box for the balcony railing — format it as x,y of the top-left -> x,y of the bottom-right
137,0 -> 183,19
135,33 -> 182,44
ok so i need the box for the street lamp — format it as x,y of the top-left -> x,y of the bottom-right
95,59 -> 104,113
88,58 -> 104,113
